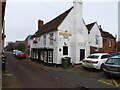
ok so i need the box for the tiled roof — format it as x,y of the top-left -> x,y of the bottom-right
87,22 -> 115,39
99,28 -> 115,39
31,7 -> 73,38
101,30 -> 115,39
86,22 -> 96,31
25,35 -> 32,40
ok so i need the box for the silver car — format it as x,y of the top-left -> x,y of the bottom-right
103,55 -> 120,77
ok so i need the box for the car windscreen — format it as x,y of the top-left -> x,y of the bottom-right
87,55 -> 99,59
105,58 -> 120,65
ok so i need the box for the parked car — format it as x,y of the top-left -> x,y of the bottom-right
14,50 -> 22,57
13,50 -> 17,55
82,53 -> 110,70
103,55 -> 120,77
2,55 -> 6,71
109,52 -> 120,57
17,52 -> 26,59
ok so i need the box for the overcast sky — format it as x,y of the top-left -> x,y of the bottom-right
4,0 -> 119,44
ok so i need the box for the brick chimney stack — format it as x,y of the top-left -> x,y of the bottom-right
38,19 -> 43,30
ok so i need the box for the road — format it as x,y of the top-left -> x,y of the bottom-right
2,52 -> 72,88
2,52 -> 120,89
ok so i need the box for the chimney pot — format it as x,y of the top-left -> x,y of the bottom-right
99,25 -> 101,29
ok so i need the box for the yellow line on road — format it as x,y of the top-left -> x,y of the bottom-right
98,80 -> 114,86
112,79 -> 120,88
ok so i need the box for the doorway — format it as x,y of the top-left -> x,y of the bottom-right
80,49 -> 85,61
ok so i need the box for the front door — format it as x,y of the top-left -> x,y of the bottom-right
48,51 -> 53,63
80,49 -> 85,61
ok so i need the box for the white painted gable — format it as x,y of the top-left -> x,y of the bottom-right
89,23 -> 103,48
57,0 -> 90,64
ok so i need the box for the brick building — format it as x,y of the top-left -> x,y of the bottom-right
116,42 -> 120,52
100,28 -> 116,53
86,22 -> 116,53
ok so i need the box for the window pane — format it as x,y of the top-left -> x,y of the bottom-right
106,59 -> 120,65
101,55 -> 110,59
50,33 -> 53,46
87,55 -> 99,59
63,46 -> 68,55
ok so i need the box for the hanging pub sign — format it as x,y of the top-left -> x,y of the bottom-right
59,31 -> 72,39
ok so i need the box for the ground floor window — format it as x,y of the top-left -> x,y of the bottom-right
31,49 -> 53,64
48,51 -> 53,63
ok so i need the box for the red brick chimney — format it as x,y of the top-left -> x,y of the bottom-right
38,19 -> 43,30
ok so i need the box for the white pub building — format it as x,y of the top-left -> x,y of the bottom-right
30,0 -> 102,65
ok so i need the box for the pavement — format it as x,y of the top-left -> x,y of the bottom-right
23,59 -> 117,89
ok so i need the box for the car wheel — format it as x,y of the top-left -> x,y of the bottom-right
100,64 -> 104,71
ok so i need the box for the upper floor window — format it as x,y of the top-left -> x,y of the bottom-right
43,35 -> 46,46
96,35 -> 99,44
109,40 -> 112,48
49,33 -> 54,46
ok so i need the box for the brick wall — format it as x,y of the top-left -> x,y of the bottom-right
102,37 -> 116,53
117,42 -> 120,52
24,40 -> 29,56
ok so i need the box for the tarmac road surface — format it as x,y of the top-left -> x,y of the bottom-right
2,52 -> 73,88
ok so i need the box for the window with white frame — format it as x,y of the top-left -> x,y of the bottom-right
109,40 -> 112,48
43,35 -> 46,46
49,33 -> 54,46
48,51 -> 52,63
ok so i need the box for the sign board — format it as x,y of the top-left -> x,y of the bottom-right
59,31 -> 72,39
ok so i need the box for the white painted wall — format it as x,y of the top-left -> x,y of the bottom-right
57,0 -> 90,64
89,23 -> 103,48
30,30 -> 59,64
30,0 -> 90,64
